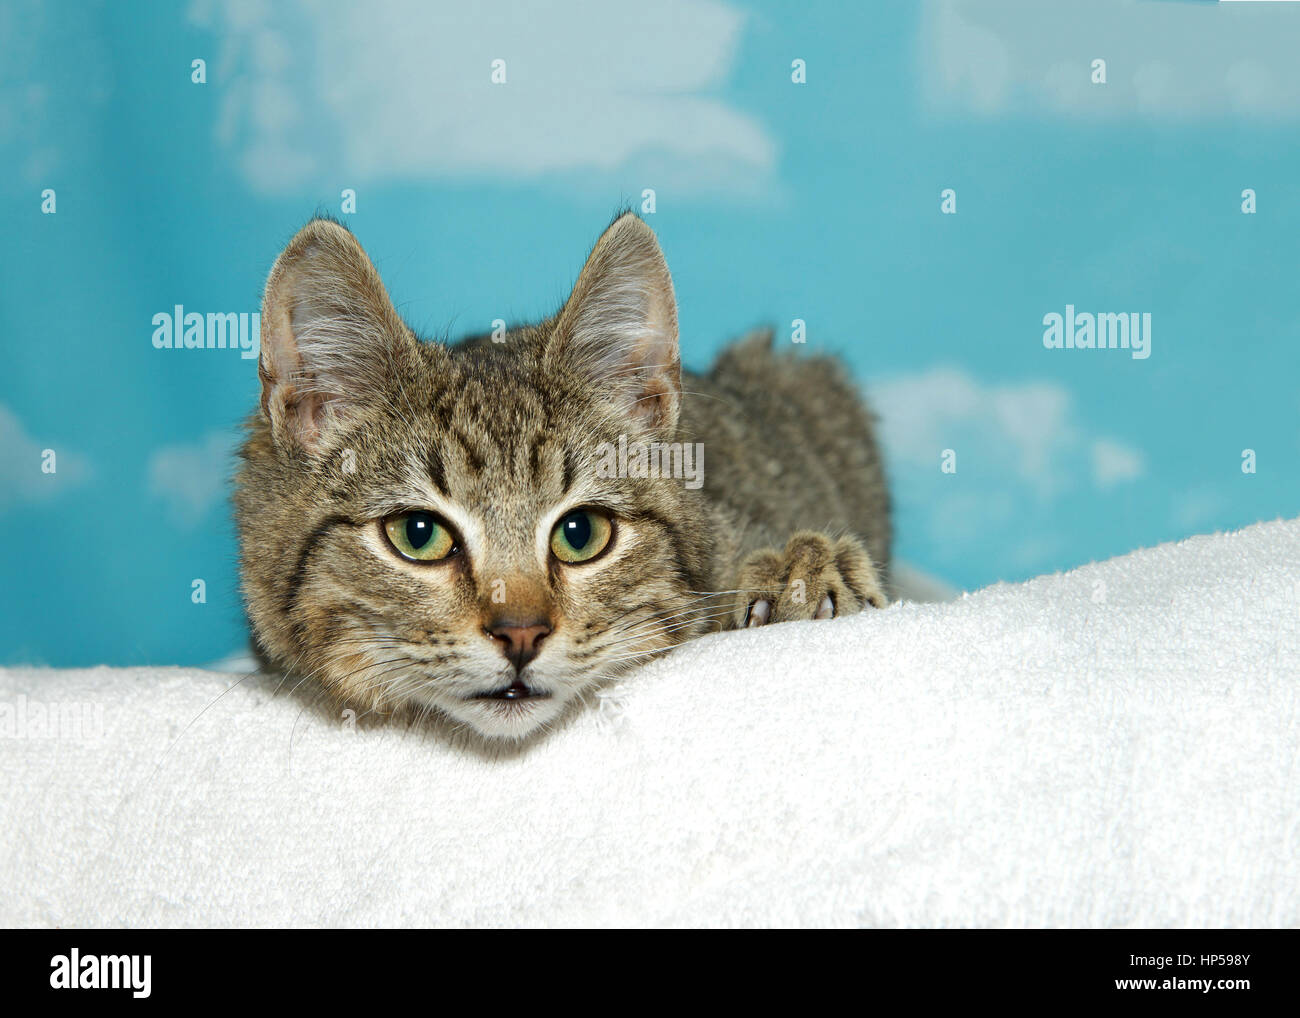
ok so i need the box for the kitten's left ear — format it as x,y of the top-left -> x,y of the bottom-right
259,218 -> 416,456
548,213 -> 681,434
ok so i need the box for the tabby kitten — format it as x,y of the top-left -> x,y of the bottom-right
235,213 -> 890,739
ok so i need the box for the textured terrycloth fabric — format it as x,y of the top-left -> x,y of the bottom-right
2,518 -> 1296,927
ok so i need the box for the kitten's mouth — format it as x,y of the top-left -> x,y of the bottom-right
471,679 -> 550,702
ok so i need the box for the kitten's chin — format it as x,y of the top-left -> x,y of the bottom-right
440,691 -> 569,740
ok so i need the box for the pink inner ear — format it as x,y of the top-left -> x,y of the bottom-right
286,387 -> 327,448
629,371 -> 679,431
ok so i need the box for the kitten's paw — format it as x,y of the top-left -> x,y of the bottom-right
733,531 -> 887,628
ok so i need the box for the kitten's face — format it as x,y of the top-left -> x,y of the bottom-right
236,215 -> 714,739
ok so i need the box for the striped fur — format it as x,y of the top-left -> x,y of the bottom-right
235,213 -> 890,740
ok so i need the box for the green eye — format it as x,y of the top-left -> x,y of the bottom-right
383,511 -> 457,562
550,509 -> 614,564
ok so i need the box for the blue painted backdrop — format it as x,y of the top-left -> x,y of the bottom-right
3,0 -> 1297,666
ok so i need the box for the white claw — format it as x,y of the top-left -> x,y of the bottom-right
814,595 -> 835,620
747,599 -> 772,627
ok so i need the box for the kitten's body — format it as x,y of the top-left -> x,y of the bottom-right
236,214 -> 889,739
679,333 -> 891,590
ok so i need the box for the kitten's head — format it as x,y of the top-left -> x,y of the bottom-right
235,214 -> 715,740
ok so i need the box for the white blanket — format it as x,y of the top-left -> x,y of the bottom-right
2,518 -> 1297,927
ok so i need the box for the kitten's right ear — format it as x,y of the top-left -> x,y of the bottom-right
548,213 -> 681,435
259,218 -> 414,455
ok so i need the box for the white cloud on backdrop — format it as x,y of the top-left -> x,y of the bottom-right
921,0 -> 1300,118
147,430 -> 239,527
1173,486 -> 1230,534
1091,437 -> 1145,490
0,403 -> 90,509
871,366 -> 1144,495
189,0 -> 775,195
0,0 -> 111,183
870,367 -> 1145,567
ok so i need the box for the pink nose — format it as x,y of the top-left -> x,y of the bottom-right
485,619 -> 551,671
